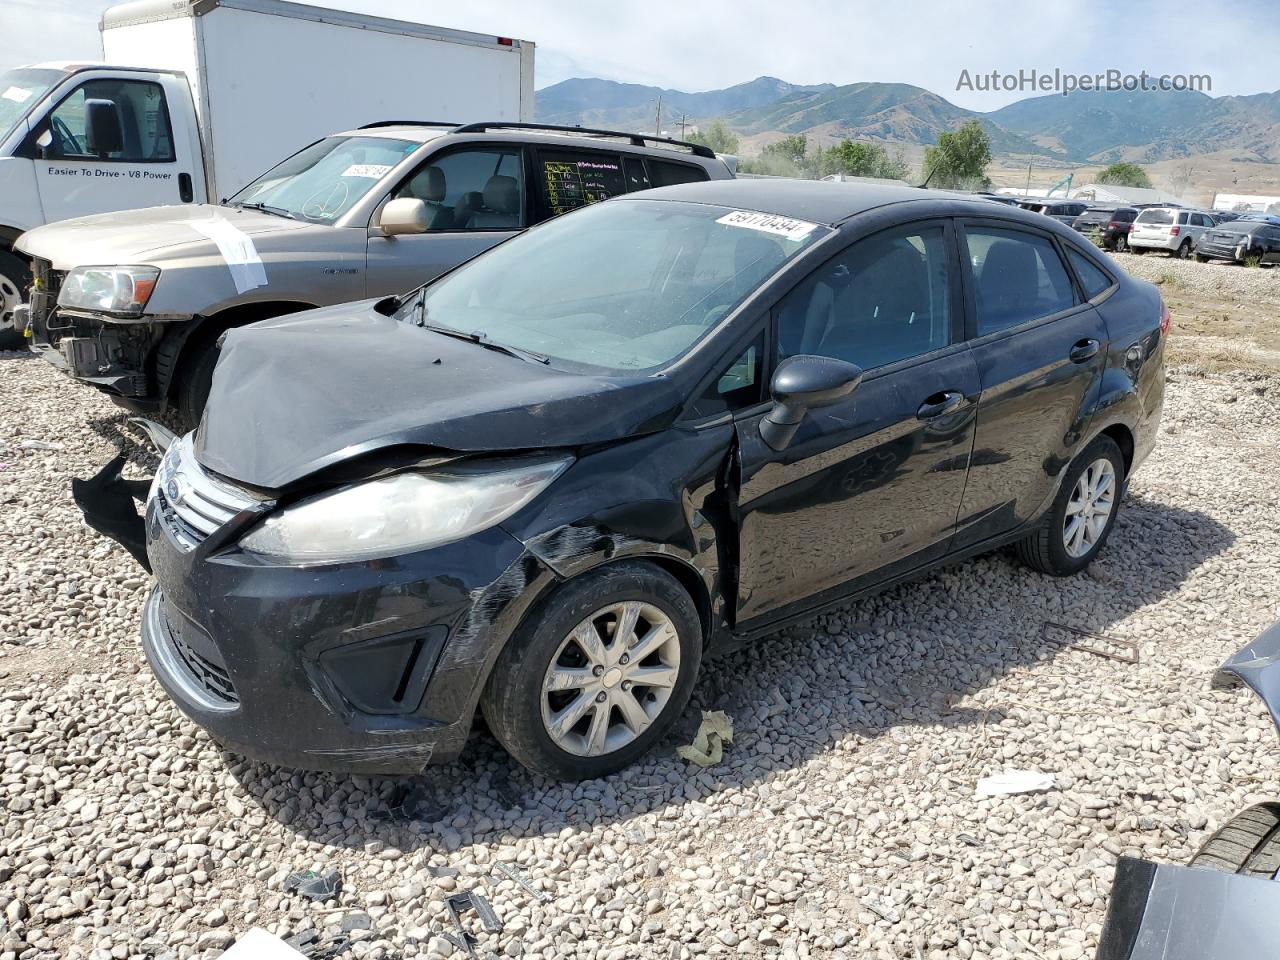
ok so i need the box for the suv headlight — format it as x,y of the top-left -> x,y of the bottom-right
58,266 -> 160,317
239,455 -> 572,563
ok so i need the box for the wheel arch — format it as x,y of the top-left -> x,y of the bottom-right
156,299 -> 318,399
1098,422 -> 1136,477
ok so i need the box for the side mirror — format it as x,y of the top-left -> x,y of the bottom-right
380,197 -> 429,236
84,99 -> 123,156
760,354 -> 863,451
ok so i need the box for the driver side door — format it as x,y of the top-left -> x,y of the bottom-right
364,145 -> 527,296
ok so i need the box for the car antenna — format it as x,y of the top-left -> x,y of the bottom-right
916,164 -> 938,190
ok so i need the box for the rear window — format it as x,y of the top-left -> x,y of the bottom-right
1076,209 -> 1113,222
1113,209 -> 1136,223
1066,248 -> 1113,300
1136,209 -> 1175,225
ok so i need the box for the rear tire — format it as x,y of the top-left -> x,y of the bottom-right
1015,435 -> 1124,577
0,250 -> 31,351
1190,803 -> 1280,878
1174,240 -> 1191,259
1115,235 -> 1129,254
481,561 -> 702,780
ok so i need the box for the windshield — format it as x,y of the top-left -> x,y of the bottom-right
0,67 -> 68,142
401,198 -> 830,374
229,135 -> 418,223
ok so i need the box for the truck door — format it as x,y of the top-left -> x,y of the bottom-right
365,144 -> 526,296
21,72 -> 202,222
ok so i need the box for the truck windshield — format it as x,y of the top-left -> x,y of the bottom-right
0,67 -> 69,142
229,135 -> 418,224
401,198 -> 830,375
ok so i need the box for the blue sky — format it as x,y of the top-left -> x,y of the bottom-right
1,0 -> 1274,110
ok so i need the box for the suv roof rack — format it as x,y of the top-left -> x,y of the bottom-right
359,120 -> 460,129
449,121 -> 717,159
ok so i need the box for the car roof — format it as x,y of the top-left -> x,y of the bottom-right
628,178 -> 1019,226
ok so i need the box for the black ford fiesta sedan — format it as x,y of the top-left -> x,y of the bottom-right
102,179 -> 1166,780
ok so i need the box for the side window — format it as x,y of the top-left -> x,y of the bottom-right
648,159 -> 710,188
1177,212 -> 1189,225
538,150 -> 627,217
623,156 -> 652,192
1066,248 -> 1114,300
776,224 -> 952,369
394,147 -> 524,231
965,225 -> 1078,335
690,333 -> 766,418
43,79 -> 174,162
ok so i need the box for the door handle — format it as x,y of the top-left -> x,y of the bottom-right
1069,338 -> 1101,363
916,390 -> 965,420
178,172 -> 193,203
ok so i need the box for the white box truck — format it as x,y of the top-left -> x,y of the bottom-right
0,0 -> 534,342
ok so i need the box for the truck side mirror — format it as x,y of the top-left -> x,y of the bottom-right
84,99 -> 124,157
759,355 -> 863,451
380,198 -> 429,236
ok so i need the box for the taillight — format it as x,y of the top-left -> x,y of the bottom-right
496,36 -> 514,45
1128,223 -> 1135,232
1160,302 -> 1171,335
1108,220 -> 1121,228
1170,226 -> 1181,236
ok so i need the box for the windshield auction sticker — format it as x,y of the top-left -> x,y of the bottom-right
341,164 -> 393,179
2,86 -> 33,103
716,210 -> 818,241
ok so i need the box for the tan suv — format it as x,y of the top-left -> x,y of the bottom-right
16,121 -> 733,423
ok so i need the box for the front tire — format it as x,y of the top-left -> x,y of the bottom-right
1015,435 -> 1124,576
1190,804 -> 1280,877
481,561 -> 702,780
0,250 -> 31,351
173,337 -> 222,430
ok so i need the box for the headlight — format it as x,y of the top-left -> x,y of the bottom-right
239,456 -> 571,563
58,266 -> 160,316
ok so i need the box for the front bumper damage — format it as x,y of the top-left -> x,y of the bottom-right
73,426 -> 559,773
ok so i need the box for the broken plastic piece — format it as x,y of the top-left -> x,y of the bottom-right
444,890 -> 503,958
17,439 -> 64,451
1042,621 -> 1139,664
861,896 -> 901,923
492,861 -> 551,902
676,710 -> 734,767
283,869 -> 341,902
975,770 -> 1057,798
218,928 -> 306,958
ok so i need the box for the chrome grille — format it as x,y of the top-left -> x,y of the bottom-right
153,434 -> 264,549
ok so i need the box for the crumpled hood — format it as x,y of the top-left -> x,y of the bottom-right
15,204 -> 309,268
195,303 -> 684,490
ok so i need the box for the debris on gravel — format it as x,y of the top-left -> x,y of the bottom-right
2,348 -> 1280,960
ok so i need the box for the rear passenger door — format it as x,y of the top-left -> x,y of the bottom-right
951,221 -> 1110,550
532,148 -> 632,222
364,144 -> 527,296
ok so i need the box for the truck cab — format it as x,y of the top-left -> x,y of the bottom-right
0,62 -> 204,342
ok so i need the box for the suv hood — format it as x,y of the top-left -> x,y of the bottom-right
15,204 -> 310,268
195,303 -> 685,490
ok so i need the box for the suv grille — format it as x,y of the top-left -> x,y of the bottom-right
154,434 -> 264,549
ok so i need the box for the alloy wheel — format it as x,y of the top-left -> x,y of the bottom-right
1063,458 -> 1116,558
0,273 -> 18,330
540,601 -> 681,757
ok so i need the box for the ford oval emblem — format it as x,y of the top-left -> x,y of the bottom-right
166,479 -> 182,505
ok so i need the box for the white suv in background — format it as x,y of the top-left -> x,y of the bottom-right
1129,207 -> 1216,258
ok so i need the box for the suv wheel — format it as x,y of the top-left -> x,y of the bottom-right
1015,435 -> 1124,576
481,562 -> 702,780
1173,240 -> 1192,259
1114,235 -> 1129,253
0,250 -> 31,351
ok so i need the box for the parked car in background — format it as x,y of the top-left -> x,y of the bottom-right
974,192 -> 1022,206
16,122 -> 732,423
0,0 -> 536,349
1017,198 -> 1090,225
1129,207 -> 1216,258
1196,216 -> 1280,266
1211,211 -> 1249,223
75,179 -> 1166,778
1071,206 -> 1138,252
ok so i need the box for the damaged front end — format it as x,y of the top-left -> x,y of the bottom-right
25,258 -> 171,409
1097,622 -> 1280,958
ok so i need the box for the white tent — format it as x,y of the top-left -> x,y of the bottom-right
1069,184 -> 1191,207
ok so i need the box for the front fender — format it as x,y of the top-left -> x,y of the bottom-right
1212,620 -> 1280,736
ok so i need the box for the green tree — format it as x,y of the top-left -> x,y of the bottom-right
1096,162 -> 1152,189
822,140 -> 909,180
762,134 -> 808,165
688,119 -> 739,156
922,120 -> 992,190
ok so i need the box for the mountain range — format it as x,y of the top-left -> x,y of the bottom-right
536,76 -> 1280,164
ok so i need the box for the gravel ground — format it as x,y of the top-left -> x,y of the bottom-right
3,332 -> 1280,960
1110,246 -> 1280,303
